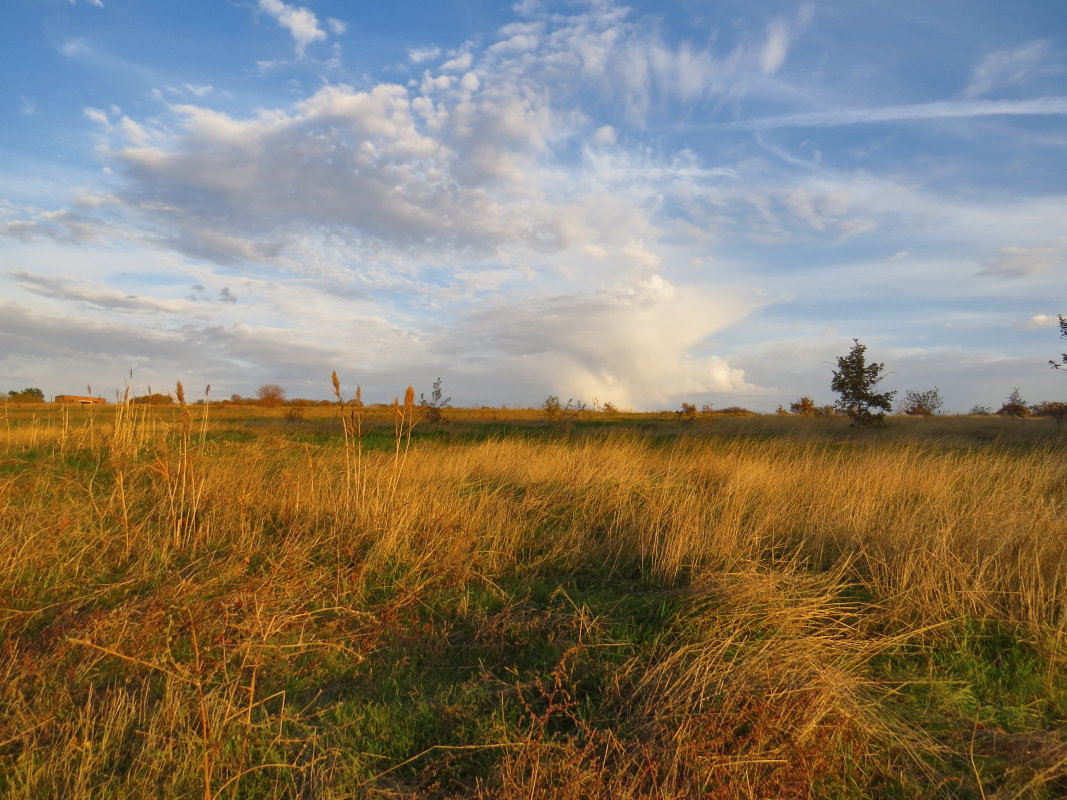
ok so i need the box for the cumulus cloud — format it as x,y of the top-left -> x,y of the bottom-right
257,0 -> 327,56
437,274 -> 757,408
103,80 -> 580,261
82,1 -> 805,272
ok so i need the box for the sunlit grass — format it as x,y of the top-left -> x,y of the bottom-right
0,402 -> 1064,798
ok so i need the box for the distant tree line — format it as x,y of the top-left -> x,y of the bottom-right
6,319 -> 1063,417
6,387 -> 44,402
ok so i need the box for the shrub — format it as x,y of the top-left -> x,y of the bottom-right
1031,401 -> 1067,426
789,396 -> 816,416
256,383 -> 286,408
419,377 -> 452,425
543,396 -> 563,421
996,388 -> 1030,417
902,387 -> 943,418
543,396 -> 585,421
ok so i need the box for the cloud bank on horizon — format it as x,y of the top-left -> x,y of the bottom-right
1,0 -> 1065,410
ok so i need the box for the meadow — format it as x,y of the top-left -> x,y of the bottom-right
0,396 -> 1064,798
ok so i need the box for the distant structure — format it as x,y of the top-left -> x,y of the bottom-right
55,395 -> 107,405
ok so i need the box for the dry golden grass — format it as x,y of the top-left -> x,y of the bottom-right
0,400 -> 1064,798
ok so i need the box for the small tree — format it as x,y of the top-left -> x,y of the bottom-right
1032,401 -> 1067,426
678,402 -> 696,420
1052,315 -> 1067,372
419,377 -> 452,425
996,388 -> 1029,417
902,387 -> 943,418
968,405 -> 992,415
830,339 -> 895,426
256,383 -> 286,407
789,396 -> 816,416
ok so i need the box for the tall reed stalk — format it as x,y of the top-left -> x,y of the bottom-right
331,372 -> 365,510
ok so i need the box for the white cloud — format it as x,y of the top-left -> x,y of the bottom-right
489,34 -> 539,55
60,38 -> 90,58
183,84 -> 213,97
0,208 -> 106,244
760,18 -> 789,74
83,107 -> 109,125
702,96 -> 1067,131
621,240 -> 661,268
256,0 -> 326,57
460,71 -> 480,92
13,272 -> 195,314
408,46 -> 441,64
965,40 -> 1057,98
438,274 -> 757,407
326,18 -> 348,36
591,124 -> 616,145
441,51 -> 473,72
118,116 -> 151,145
977,247 -> 1060,278
1022,314 -> 1057,329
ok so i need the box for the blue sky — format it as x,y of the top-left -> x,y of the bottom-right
2,0 -> 1065,410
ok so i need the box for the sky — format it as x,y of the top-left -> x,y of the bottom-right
2,0 -> 1066,411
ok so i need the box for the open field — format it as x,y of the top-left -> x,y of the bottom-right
1,400 -> 1065,798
